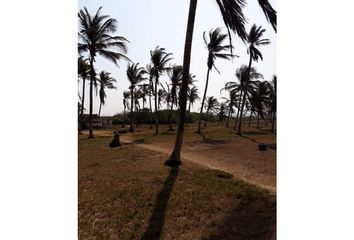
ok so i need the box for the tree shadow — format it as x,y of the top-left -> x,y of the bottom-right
141,167 -> 179,240
202,197 -> 276,240
198,132 -> 227,144
240,135 -> 276,151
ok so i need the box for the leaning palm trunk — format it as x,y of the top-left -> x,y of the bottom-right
234,89 -> 243,130
79,77 -> 86,134
186,101 -> 191,127
226,105 -> 232,128
88,59 -> 95,138
166,0 -> 198,165
248,111 -> 253,127
122,105 -> 126,128
204,109 -> 208,127
154,76 -> 159,135
237,52 -> 253,135
98,102 -> 102,117
271,112 -> 276,133
129,89 -> 134,132
197,68 -> 210,133
168,96 -> 174,131
149,90 -> 153,129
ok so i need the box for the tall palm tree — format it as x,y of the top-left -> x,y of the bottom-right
122,91 -> 130,127
249,81 -> 271,129
150,47 -> 173,135
126,63 -> 147,132
97,71 -> 117,117
146,64 -> 155,129
224,65 -> 262,130
157,89 -> 167,110
186,86 -> 200,126
197,28 -> 235,134
269,75 -> 277,133
237,24 -> 270,135
221,90 -> 238,128
166,0 -> 276,165
78,56 -> 90,134
167,65 -> 183,131
139,83 -> 150,112
78,7 -> 129,138
218,102 -> 228,125
204,96 -> 220,127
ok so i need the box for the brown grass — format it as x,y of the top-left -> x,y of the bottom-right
79,124 -> 276,239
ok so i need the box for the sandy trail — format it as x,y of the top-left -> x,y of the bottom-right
120,134 -> 276,194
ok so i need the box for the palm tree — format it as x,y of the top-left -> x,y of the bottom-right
197,28 -> 235,134
224,65 -> 262,130
138,83 -> 149,112
237,24 -> 270,135
258,0 -> 277,32
78,7 -> 129,138
97,71 -> 117,117
221,90 -> 238,128
186,86 -> 200,126
78,56 -> 90,134
269,75 -> 277,132
249,81 -> 271,128
122,91 -> 130,127
204,96 -> 220,127
150,47 -> 173,135
166,0 -> 277,165
218,102 -> 228,125
126,63 -> 147,132
167,65 -> 183,131
146,64 -> 155,129
157,89 -> 167,110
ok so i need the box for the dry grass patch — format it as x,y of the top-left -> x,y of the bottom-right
79,135 -> 276,239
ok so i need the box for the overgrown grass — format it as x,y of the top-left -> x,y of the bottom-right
79,135 -> 276,239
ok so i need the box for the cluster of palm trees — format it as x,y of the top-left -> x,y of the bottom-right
78,7 -> 129,138
125,49 -> 200,134
78,0 -> 277,167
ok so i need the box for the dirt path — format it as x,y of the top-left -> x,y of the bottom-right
120,135 -> 276,194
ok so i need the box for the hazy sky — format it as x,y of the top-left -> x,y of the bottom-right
78,0 -> 276,116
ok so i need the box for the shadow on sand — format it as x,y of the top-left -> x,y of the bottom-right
198,132 -> 227,144
141,167 -> 179,240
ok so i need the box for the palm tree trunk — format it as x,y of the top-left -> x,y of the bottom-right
98,101 -> 102,117
149,89 -> 153,129
186,100 -> 191,127
237,52 -> 253,135
234,89 -> 243,130
79,77 -> 86,134
257,112 -> 260,129
166,0 -> 198,165
169,95 -> 174,131
248,111 -> 252,127
226,104 -> 232,128
271,112 -> 276,133
122,105 -> 126,128
88,58 -> 94,139
204,108 -> 209,128
197,68 -> 210,134
129,88 -> 134,132
154,76 -> 159,135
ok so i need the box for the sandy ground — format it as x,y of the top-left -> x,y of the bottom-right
122,135 -> 275,194
84,129 -> 276,194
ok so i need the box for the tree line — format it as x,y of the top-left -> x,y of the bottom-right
78,0 -> 277,166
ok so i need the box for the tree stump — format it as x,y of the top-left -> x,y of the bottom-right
258,144 -> 267,151
109,131 -> 121,148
